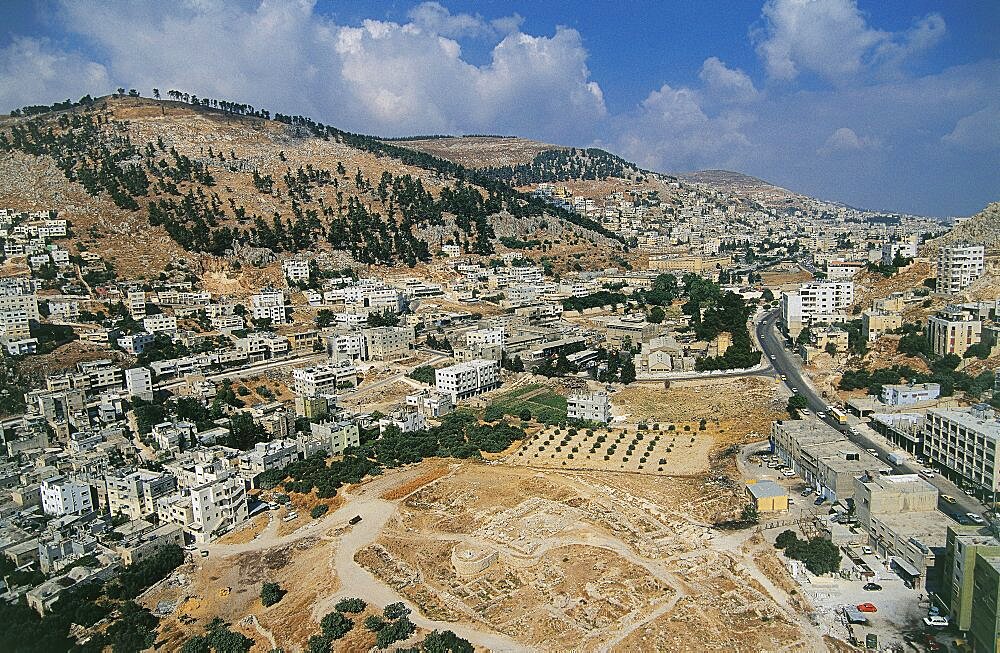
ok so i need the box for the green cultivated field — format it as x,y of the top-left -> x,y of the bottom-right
485,384 -> 567,424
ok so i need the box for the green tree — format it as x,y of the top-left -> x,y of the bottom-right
320,610 -> 354,639
261,582 -> 285,607
335,597 -> 367,614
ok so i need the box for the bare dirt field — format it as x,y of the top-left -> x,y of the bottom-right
509,424 -> 715,476
142,457 -> 842,652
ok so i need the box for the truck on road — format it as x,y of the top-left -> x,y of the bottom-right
887,452 -> 907,466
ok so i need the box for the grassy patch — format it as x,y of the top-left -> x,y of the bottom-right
486,384 -> 567,424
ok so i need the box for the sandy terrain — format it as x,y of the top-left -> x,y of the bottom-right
142,454 -> 844,652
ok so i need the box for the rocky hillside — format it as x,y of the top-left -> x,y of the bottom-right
0,94 -> 622,279
922,202 -> 1000,256
390,136 -> 559,168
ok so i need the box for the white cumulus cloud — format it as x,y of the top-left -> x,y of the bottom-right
818,127 -> 882,154
754,0 -> 945,83
0,36 -> 111,110
34,0 -> 604,141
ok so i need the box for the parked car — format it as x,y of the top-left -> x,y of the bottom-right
349,515 -> 363,525
818,412 -> 827,418
965,488 -> 976,496
814,497 -> 826,506
863,583 -> 883,591
801,489 -> 813,496
862,546 -> 874,555
923,616 -> 949,628
791,387 -> 798,393
942,495 -> 957,504
857,603 -> 878,613
866,448 -> 877,455
967,513 -> 986,525
782,469 -> 796,477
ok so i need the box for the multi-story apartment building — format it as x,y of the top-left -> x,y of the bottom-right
937,244 -> 985,294
853,473 -> 951,589
310,419 -> 361,455
143,314 -> 178,334
156,470 -> 248,544
126,290 -> 147,319
923,405 -> 1000,496
862,308 -> 903,341
250,288 -> 288,325
927,305 -> 983,357
238,439 -> 300,487
435,359 -> 500,402
881,235 -> 918,265
293,361 -> 358,396
781,281 -> 854,338
940,526 -> 1000,637
282,259 -> 310,284
40,475 -> 94,516
405,389 -> 454,417
105,469 -> 178,519
567,391 -> 612,424
362,326 -> 415,361
0,290 -> 40,320
47,300 -> 80,320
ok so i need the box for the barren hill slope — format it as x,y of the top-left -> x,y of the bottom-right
390,135 -> 560,168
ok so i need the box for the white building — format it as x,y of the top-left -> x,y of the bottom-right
293,361 -> 357,396
143,314 -> 178,334
781,281 -> 854,338
250,288 -> 288,325
282,259 -> 311,284
40,476 -> 93,516
881,235 -> 918,265
923,405 -> 1000,495
126,290 -> 147,319
936,244 -> 984,294
124,367 -> 154,401
567,391 -> 612,424
47,300 -> 80,320
435,359 -> 500,402
406,389 -> 454,417
881,383 -> 940,406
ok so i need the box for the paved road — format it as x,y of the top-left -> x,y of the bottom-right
756,309 -> 988,521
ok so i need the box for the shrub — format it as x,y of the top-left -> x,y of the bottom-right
319,611 -> 354,640
310,504 -> 329,519
335,597 -> 366,613
261,582 -> 285,607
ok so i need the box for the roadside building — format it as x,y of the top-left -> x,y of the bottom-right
939,526 -> 1000,635
781,281 -> 854,338
853,473 -> 950,589
923,405 -> 1000,496
881,383 -> 941,406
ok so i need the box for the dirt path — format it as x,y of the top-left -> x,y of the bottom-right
207,465 -> 531,652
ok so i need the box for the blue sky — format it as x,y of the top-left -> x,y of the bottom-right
1,1 -> 998,217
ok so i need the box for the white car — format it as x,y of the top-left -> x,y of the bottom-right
967,513 -> 986,525
862,546 -> 874,555
817,412 -> 826,418
782,469 -> 795,477
923,616 -> 949,628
